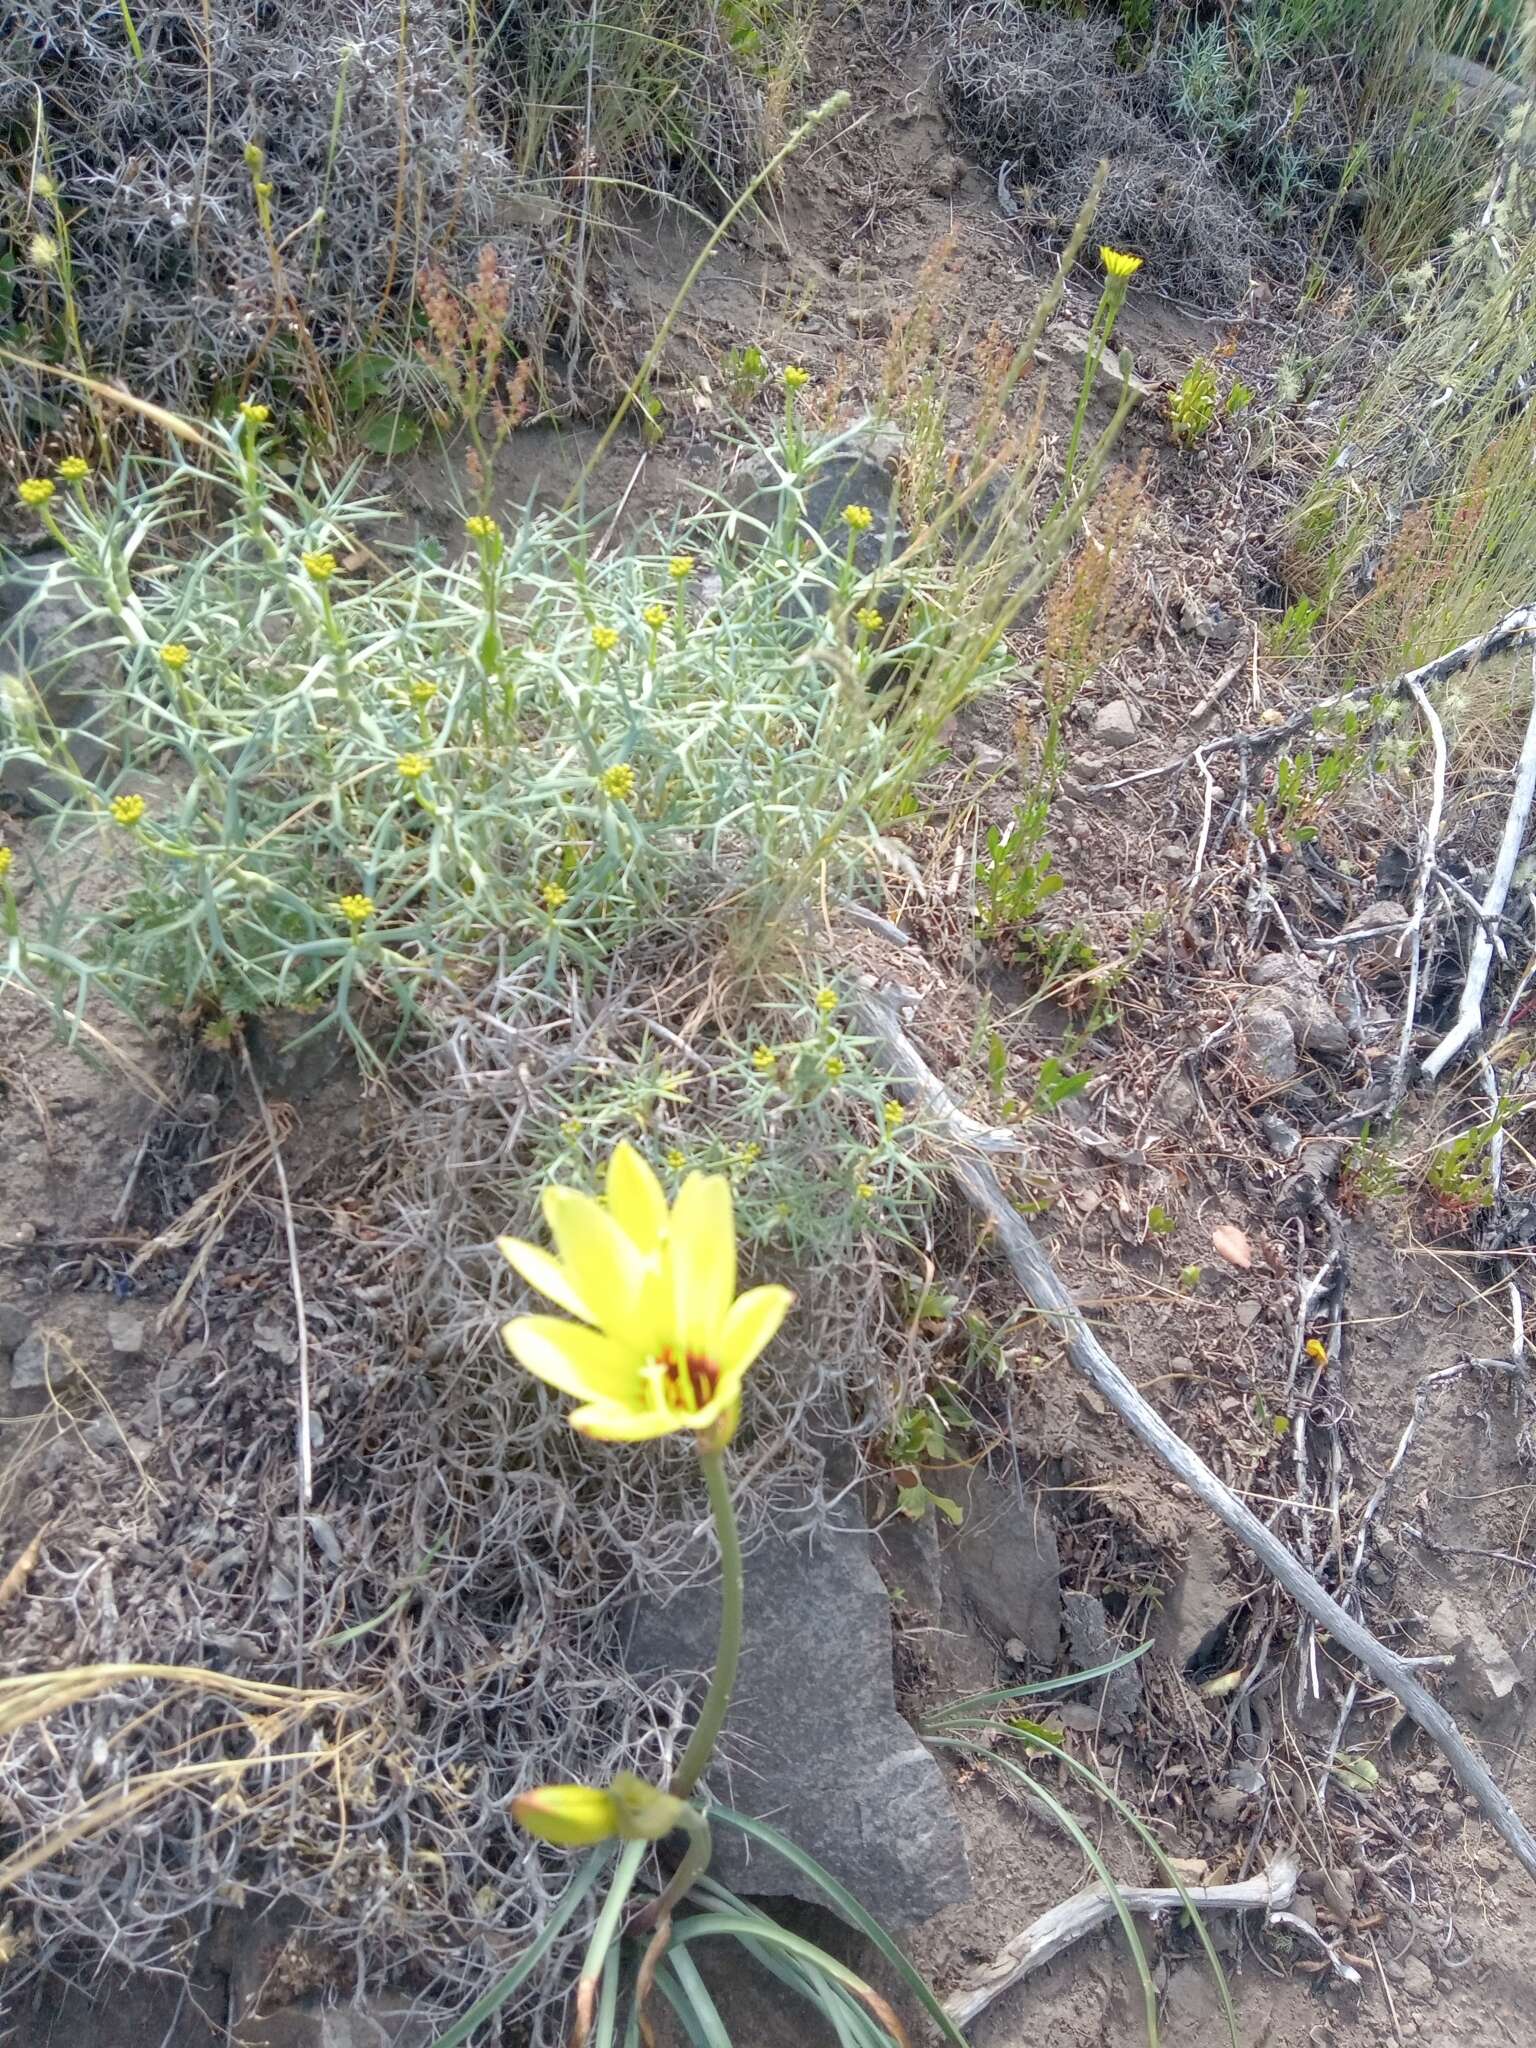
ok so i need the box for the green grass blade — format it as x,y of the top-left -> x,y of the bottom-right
427,1848 -> 611,2048
923,1644 -> 1151,1725
707,1808 -> 966,2047
663,1947 -> 734,2048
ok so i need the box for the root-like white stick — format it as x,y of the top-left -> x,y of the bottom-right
855,983 -> 1536,1888
943,1853 -> 1301,2028
1422,649 -> 1536,1080
1389,676 -> 1448,1114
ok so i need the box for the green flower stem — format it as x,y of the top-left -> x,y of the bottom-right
1060,277 -> 1129,501
633,1805 -> 712,1932
571,1836 -> 647,2047
669,1443 -> 742,1799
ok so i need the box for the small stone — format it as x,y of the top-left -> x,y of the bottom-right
1259,1114 -> 1301,1159
81,1418 -> 126,1451
1235,1300 -> 1262,1330
1093,698 -> 1141,748
1400,1954 -> 1435,2003
845,302 -> 892,339
1003,1635 -> 1027,1662
1473,1840 -> 1505,1879
10,1331 -> 73,1392
1409,1769 -> 1441,1796
1239,1002 -> 1298,1086
0,1304 -> 34,1354
1048,323 -> 1154,407
928,155 -> 965,197
107,1308 -> 147,1356
1340,898 -> 1409,974
1322,1866 -> 1357,1916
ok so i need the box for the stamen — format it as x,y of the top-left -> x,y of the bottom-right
658,1349 -> 719,1415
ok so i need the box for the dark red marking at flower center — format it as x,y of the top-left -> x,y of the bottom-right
659,1350 -> 719,1414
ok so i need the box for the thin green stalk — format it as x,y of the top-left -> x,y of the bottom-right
669,1446 -> 741,1798
572,1837 -> 648,2046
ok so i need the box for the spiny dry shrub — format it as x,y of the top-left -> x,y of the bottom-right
0,0 -> 772,414
940,8 -> 1259,309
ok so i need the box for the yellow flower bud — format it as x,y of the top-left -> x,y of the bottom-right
511,1784 -> 620,1848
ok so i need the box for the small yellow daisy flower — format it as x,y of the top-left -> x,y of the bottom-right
752,1046 -> 775,1071
302,550 -> 338,583
854,607 -> 884,633
1100,246 -> 1143,279
0,846 -> 13,880
814,987 -> 838,1015
600,763 -> 636,801
56,456 -> 90,482
541,881 -> 568,910
883,1100 -> 905,1130
396,753 -> 428,781
782,365 -> 810,392
408,679 -> 437,706
560,1116 -> 585,1137
841,504 -> 874,533
110,794 -> 146,827
643,602 -> 669,630
159,644 -> 191,669
591,624 -> 619,653
665,1148 -> 687,1170
465,514 -> 500,540
336,892 -> 375,925
856,1181 -> 875,1201
668,555 -> 695,581
17,478 -> 54,507
238,401 -> 270,424
825,1055 -> 847,1080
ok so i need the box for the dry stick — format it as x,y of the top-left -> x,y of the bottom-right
1388,676 -> 1449,1114
854,984 -> 1536,1887
1422,648 -> 1536,1081
943,1852 -> 1301,2029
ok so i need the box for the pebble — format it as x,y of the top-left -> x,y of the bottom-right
1239,1002 -> 1298,1086
10,1331 -> 71,1392
1236,1300 -> 1263,1330
107,1308 -> 147,1356
845,303 -> 892,339
1409,1769 -> 1441,1796
0,1304 -> 34,1353
1400,1954 -> 1435,2002
1093,698 -> 1141,748
1259,1113 -> 1301,1159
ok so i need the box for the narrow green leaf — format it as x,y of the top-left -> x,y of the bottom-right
427,1849 -> 610,2048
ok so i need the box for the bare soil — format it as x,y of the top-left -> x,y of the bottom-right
5,17 -> 1536,2048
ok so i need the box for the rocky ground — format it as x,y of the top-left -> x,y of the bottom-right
5,18 -> 1536,2048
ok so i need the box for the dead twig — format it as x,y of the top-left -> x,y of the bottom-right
1388,675 -> 1448,1115
855,980 -> 1536,1888
943,1852 -> 1301,2028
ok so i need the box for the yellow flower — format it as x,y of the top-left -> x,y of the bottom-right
643,602 -> 669,630
561,1116 -> 586,1138
668,555 -> 695,581
855,607 -> 884,633
465,514 -> 500,540
238,401 -> 270,425
782,366 -> 810,392
1100,246 -> 1143,279
825,1056 -> 847,1080
541,880 -> 568,910
396,753 -> 428,781
591,624 -> 619,653
740,1142 -> 761,1164
512,1784 -> 620,1848
302,550 -> 338,583
0,847 -> 12,880
856,1181 -> 875,1201
841,504 -> 874,533
17,478 -> 54,507
56,456 -> 90,482
600,763 -> 636,802
751,1046 -> 775,1071
498,1140 -> 794,1445
1304,1337 -> 1328,1365
110,794 -> 146,827
665,1148 -> 687,1170
883,1100 -> 904,1130
408,679 -> 437,706
814,987 -> 838,1015
335,892 -> 375,925
27,233 -> 58,269
159,643 -> 191,669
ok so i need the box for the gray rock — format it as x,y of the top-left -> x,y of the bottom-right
626,1498 -> 969,1927
1238,1002 -> 1298,1087
234,1997 -> 432,2048
1158,1525 -> 1239,1670
1399,1953 -> 1435,2003
1340,898 -> 1409,975
1,551 -> 120,811
1062,1590 -> 1142,1733
940,1466 -> 1061,1666
845,302 -> 893,340
874,1507 -> 943,1619
0,1303 -> 33,1354
1093,698 -> 1141,748
1249,955 -> 1351,1057
10,1329 -> 73,1391
1258,1114 -> 1301,1160
1426,1597 -> 1523,1720
107,1308 -> 147,1356
1047,324 -> 1153,408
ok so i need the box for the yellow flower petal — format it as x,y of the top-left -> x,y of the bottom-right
670,1172 -> 735,1357
569,1399 -> 684,1442
512,1784 -> 620,1846
717,1284 -> 794,1375
503,1316 -> 641,1405
497,1236 -> 594,1323
543,1186 -> 647,1330
606,1141 -> 668,1254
